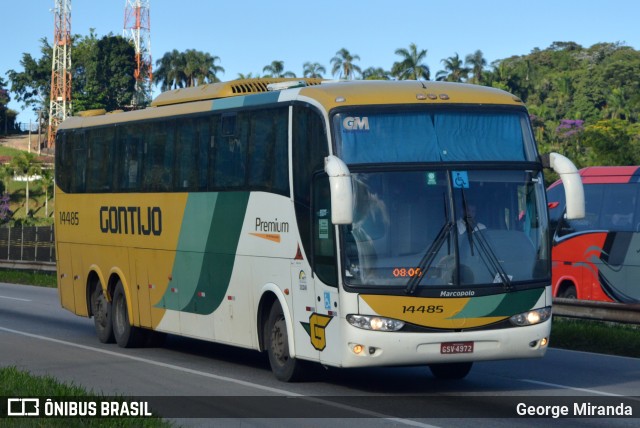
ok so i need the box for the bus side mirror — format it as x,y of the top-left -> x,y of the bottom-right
324,155 -> 353,225
541,152 -> 585,220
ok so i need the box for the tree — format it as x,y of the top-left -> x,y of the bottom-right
154,49 -> 187,91
362,67 -> 392,80
154,49 -> 224,90
10,152 -> 41,218
392,43 -> 430,80
94,35 -> 137,110
330,48 -> 361,80
262,61 -> 295,78
0,77 -> 11,133
582,119 -> 640,166
465,49 -> 487,84
8,34 -> 139,115
182,49 -> 224,86
6,38 -> 53,117
38,167 -> 54,218
436,53 -> 469,82
303,62 -> 326,78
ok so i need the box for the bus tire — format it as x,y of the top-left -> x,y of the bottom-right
91,284 -> 114,344
429,362 -> 473,380
265,302 -> 305,382
559,286 -> 577,299
112,281 -> 145,348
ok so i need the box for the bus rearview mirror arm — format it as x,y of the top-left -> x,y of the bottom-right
324,155 -> 353,225
541,152 -> 585,220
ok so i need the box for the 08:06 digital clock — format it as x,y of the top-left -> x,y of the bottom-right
392,267 -> 423,278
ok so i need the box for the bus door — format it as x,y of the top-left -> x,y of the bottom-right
310,175 -> 341,366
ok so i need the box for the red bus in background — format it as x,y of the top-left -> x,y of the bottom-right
548,166 -> 640,303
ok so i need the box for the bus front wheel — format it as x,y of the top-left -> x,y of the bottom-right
91,284 -> 114,344
265,302 -> 305,382
112,281 -> 146,348
429,362 -> 473,380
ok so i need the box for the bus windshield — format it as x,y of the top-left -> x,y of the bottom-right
340,169 -> 549,289
333,108 -> 538,163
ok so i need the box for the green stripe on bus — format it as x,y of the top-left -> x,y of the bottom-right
157,192 -> 250,315
450,288 -> 544,319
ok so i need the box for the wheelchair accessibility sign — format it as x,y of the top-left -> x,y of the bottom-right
452,171 -> 469,188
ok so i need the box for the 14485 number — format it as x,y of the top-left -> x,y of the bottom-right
59,211 -> 79,226
402,305 -> 444,314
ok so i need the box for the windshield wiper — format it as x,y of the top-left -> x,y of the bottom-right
467,224 -> 512,290
405,220 -> 454,295
458,186 -> 511,290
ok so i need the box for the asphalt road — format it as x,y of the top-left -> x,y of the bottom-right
1,282 -> 639,427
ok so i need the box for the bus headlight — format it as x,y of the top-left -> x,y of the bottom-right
509,306 -> 552,326
347,314 -> 405,331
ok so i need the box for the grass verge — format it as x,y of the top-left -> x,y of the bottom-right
550,316 -> 640,358
0,268 -> 57,287
0,367 -> 172,427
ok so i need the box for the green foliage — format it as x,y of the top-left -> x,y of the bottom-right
551,318 -> 640,358
485,41 -> 640,167
6,38 -> 53,113
392,43 -> 430,80
0,367 -> 171,427
154,49 -> 224,90
7,34 -> 138,117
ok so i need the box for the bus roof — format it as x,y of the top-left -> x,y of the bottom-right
60,78 -> 525,130
549,166 -> 640,188
152,78 -> 525,109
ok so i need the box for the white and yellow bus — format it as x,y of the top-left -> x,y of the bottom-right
55,78 -> 583,381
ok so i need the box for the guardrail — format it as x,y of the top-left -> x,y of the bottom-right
553,297 -> 640,325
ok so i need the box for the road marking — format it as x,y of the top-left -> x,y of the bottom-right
519,379 -> 623,396
0,326 -> 438,427
0,295 -> 31,302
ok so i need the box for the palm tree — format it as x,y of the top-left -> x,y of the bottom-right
10,152 -> 40,217
465,50 -> 487,85
362,67 -> 391,80
154,49 -> 187,91
391,43 -> 430,80
184,50 -> 224,86
38,167 -> 54,218
436,53 -> 470,82
303,62 -> 326,78
155,50 -> 225,90
330,48 -> 361,80
262,61 -> 296,78
237,72 -> 258,80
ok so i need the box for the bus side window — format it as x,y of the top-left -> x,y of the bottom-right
86,127 -> 114,192
312,174 -> 337,287
176,118 -> 198,191
143,121 -> 174,191
71,131 -> 87,193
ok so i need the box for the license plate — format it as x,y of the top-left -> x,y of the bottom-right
440,341 -> 474,354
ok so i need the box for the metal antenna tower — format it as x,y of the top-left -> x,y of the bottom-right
48,0 -> 72,148
124,0 -> 152,107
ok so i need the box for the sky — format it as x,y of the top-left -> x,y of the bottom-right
2,0 -> 640,125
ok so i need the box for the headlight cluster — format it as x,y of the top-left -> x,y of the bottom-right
347,314 -> 405,331
509,306 -> 552,326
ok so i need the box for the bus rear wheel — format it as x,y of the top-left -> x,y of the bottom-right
559,285 -> 577,299
91,284 -> 114,343
112,281 -> 146,348
265,302 -> 305,382
429,362 -> 473,380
